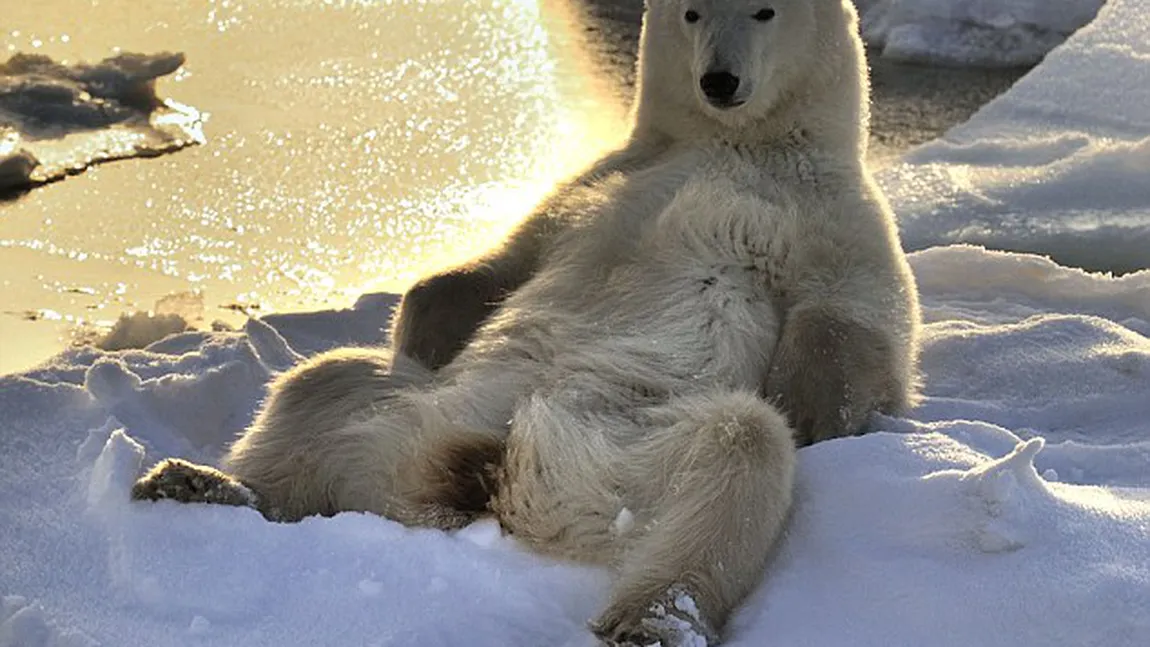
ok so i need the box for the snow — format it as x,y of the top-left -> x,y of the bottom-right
2,1 -> 1149,647
858,0 -> 1104,66
6,247 -> 1148,647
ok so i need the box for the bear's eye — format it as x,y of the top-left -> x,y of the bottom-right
684,10 -> 700,24
753,8 -> 776,22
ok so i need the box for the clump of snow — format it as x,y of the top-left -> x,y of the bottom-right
94,291 -> 208,351
455,518 -> 505,548
242,317 -> 304,373
188,615 -> 211,636
86,428 -> 145,514
0,51 -> 204,194
356,579 -> 383,597
611,507 -> 635,536
96,313 -> 191,352
957,437 -> 1048,553
859,0 -> 1105,66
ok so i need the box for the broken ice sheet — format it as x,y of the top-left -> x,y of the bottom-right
0,51 -> 206,195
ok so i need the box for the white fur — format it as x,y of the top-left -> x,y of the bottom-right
146,1 -> 921,645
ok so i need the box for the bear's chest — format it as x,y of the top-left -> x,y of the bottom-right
586,253 -> 781,390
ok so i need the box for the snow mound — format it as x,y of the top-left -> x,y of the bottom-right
4,242 -> 1149,646
751,427 -> 1150,647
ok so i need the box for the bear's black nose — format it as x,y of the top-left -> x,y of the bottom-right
700,71 -> 740,105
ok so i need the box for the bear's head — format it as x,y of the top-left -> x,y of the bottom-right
632,0 -> 868,155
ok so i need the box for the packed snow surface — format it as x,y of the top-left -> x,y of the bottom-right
2,0 -> 1149,646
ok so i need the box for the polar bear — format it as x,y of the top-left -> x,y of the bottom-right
132,0 -> 921,644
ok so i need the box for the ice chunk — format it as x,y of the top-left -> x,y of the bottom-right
0,604 -> 49,647
0,51 -> 204,192
0,144 -> 36,195
960,438 -> 1049,553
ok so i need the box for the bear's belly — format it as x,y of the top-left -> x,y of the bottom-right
491,263 -> 781,556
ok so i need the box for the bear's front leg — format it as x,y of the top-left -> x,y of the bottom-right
132,458 -> 261,511
390,140 -> 669,371
390,265 -> 516,370
764,306 -> 901,445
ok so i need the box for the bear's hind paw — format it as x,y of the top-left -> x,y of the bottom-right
131,458 -> 259,509
592,585 -> 718,647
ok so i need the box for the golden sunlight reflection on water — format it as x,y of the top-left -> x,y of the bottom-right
0,0 -> 628,373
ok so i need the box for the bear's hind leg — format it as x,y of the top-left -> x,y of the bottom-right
132,347 -> 434,522
223,346 -> 536,527
222,347 -> 437,522
592,390 -> 796,647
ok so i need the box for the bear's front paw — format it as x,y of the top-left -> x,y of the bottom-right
131,458 -> 258,508
765,366 -> 855,446
591,585 -> 718,647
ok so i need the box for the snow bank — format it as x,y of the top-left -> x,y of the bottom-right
0,51 -> 204,195
858,0 -> 1105,66
883,0 -> 1150,274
